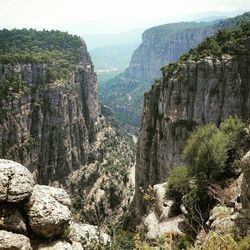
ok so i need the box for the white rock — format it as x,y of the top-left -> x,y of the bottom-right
69,222 -> 110,247
144,211 -> 185,240
0,159 -> 34,202
153,182 -> 174,220
26,185 -> 72,238
0,230 -> 32,250
37,240 -> 76,250
207,205 -> 236,234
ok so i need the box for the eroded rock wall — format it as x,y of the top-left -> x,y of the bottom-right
0,51 -> 99,184
135,53 -> 250,218
124,25 -> 217,82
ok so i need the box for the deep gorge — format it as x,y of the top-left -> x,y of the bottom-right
0,11 -> 250,250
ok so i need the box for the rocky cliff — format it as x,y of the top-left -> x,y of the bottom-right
100,22 -> 219,130
0,31 -> 99,185
0,63 -> 99,185
0,29 -> 136,228
124,22 -> 218,82
100,12 -> 250,131
134,19 -> 250,219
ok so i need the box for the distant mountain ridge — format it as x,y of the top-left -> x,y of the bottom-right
99,12 -> 250,133
90,43 -> 140,85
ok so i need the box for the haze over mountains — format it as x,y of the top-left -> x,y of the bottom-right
0,1 -> 250,249
87,10 -> 248,93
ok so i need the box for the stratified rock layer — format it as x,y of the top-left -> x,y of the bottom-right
135,53 -> 250,218
100,13 -> 250,128
124,23 -> 217,82
0,45 -> 99,185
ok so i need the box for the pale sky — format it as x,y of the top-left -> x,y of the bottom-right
0,0 -> 249,34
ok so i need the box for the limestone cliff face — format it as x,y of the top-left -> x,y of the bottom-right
100,13 -> 250,130
101,22 -> 220,130
0,47 -> 99,184
135,47 -> 250,217
0,29 -> 136,228
124,24 -> 217,82
124,14 -> 249,82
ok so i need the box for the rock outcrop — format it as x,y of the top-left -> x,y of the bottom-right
69,222 -> 110,248
134,18 -> 250,220
0,38 -> 99,185
0,29 -> 137,228
0,230 -> 32,250
0,159 -> 34,202
142,183 -> 186,242
0,159 -> 110,249
100,22 -> 219,130
26,185 -> 72,238
124,23 -> 217,82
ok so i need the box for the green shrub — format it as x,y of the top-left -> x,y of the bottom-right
171,117 -> 249,233
183,124 -> 228,182
183,117 -> 247,182
238,236 -> 250,250
112,229 -> 136,250
166,166 -> 191,213
73,196 -> 83,210
220,116 -> 246,143
220,117 -> 246,176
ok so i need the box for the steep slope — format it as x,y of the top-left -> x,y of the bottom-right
0,29 -> 136,228
0,29 -> 99,185
100,12 -> 250,131
134,17 -> 250,220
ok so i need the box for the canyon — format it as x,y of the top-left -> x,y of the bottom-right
0,11 -> 250,250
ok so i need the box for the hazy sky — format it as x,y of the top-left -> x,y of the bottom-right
0,0 -> 249,34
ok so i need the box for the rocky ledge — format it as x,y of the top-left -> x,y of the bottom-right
0,159 -> 110,249
140,150 -> 250,247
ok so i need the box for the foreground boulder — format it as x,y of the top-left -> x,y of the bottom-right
0,159 -> 34,202
0,159 -> 111,249
0,205 -> 27,234
0,230 -> 32,250
37,240 -> 78,250
26,185 -> 72,238
69,222 -> 110,248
